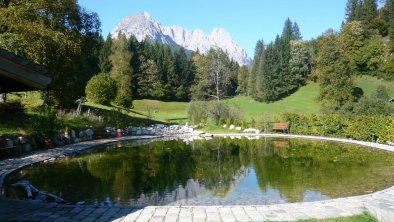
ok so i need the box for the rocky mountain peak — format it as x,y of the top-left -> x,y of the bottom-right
111,12 -> 251,65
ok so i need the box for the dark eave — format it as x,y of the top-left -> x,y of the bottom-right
0,48 -> 52,93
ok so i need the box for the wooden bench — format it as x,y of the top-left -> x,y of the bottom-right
273,141 -> 290,148
272,122 -> 290,133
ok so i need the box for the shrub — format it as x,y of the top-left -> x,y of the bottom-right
188,101 -> 209,125
280,112 -> 393,143
383,118 -> 394,142
188,101 -> 244,126
85,73 -> 117,105
250,117 -> 256,128
256,113 -> 271,132
242,119 -> 247,129
31,108 -> 62,139
226,118 -> 231,126
209,102 -> 230,125
233,119 -> 239,127
219,117 -> 225,126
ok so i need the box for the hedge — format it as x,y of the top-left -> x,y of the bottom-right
279,113 -> 394,144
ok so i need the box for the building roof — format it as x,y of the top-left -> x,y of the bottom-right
0,48 -> 52,93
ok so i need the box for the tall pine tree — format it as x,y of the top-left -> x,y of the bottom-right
252,18 -> 305,102
99,34 -> 113,73
248,39 -> 264,97
346,0 -> 363,22
362,0 -> 378,27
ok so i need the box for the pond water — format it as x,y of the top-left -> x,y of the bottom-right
5,137 -> 394,206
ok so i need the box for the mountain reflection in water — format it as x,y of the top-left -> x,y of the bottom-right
5,137 -> 394,206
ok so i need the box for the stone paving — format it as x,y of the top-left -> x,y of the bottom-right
0,134 -> 394,222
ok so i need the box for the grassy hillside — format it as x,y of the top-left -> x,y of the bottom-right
355,75 -> 394,97
2,76 -> 393,136
224,82 -> 320,118
85,76 -> 394,123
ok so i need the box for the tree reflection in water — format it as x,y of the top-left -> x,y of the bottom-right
5,137 -> 394,206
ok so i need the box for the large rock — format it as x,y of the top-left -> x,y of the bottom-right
18,136 -> 28,144
85,129 -> 94,139
244,128 -> 260,134
136,128 -> 142,135
5,138 -> 13,147
71,130 -> 76,139
22,143 -> 32,152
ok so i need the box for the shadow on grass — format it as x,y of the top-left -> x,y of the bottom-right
0,111 -> 36,137
82,105 -> 164,127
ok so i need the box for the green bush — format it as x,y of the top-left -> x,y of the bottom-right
226,118 -> 231,126
280,112 -> 394,143
188,101 -> 209,125
242,119 -> 247,129
209,102 -> 230,125
250,117 -> 256,128
85,73 -> 117,105
233,119 -> 239,127
219,117 -> 225,126
256,113 -> 271,132
188,101 -> 244,126
31,108 -> 62,139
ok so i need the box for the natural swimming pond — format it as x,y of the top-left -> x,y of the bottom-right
5,137 -> 394,206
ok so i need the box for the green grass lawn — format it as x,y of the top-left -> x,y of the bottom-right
133,99 -> 189,122
224,82 -> 320,118
85,99 -> 189,124
297,212 -> 377,222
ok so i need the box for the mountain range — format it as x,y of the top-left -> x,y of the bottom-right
111,12 -> 251,66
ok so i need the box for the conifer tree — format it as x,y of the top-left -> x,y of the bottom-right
293,22 -> 303,40
362,0 -> 378,26
174,48 -> 192,100
253,18 -> 306,102
259,42 -> 276,102
137,55 -> 165,98
236,66 -> 249,95
388,0 -> 394,51
248,40 -> 264,97
99,34 -> 113,73
346,0 -> 363,22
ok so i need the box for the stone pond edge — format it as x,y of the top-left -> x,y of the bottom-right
1,133 -> 394,221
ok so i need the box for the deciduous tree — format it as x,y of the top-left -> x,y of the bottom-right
110,32 -> 133,108
316,31 -> 355,111
0,0 -> 101,107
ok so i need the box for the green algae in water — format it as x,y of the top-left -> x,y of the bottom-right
5,137 -> 394,206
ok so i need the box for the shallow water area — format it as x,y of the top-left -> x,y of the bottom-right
5,137 -> 394,207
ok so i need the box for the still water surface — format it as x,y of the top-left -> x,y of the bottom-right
5,137 -> 394,206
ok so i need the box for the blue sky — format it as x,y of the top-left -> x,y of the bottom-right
78,0 -> 347,57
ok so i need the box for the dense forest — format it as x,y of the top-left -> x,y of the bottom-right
1,0 -> 393,116
246,0 -> 394,115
